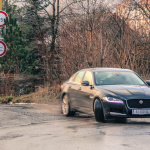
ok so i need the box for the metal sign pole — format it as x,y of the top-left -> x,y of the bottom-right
0,0 -> 2,41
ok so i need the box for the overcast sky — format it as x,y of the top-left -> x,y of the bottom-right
14,0 -> 125,9
12,0 -> 127,16
45,0 -> 126,14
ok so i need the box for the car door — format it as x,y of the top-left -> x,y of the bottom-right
67,72 -> 77,104
68,71 -> 85,109
79,71 -> 95,114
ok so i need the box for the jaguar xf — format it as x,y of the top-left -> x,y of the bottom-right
61,68 -> 150,122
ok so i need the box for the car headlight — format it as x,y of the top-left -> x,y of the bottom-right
103,97 -> 123,103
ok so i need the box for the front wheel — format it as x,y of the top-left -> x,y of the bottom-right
94,99 -> 106,122
62,94 -> 75,116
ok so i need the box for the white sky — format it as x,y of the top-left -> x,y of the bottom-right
14,0 -> 125,10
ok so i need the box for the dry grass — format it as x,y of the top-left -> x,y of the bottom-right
31,85 -> 61,103
0,85 -> 61,104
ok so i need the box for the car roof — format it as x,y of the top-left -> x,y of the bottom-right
80,68 -> 133,72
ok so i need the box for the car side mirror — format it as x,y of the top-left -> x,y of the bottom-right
146,80 -> 150,86
82,81 -> 89,86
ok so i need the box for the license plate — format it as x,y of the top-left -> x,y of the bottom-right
132,109 -> 150,115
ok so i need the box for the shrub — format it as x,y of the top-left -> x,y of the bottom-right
0,96 -> 13,104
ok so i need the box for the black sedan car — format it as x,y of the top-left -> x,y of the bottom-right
61,68 -> 150,122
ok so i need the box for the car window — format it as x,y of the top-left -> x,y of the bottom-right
83,71 -> 93,85
70,73 -> 77,82
74,71 -> 85,83
94,71 -> 146,86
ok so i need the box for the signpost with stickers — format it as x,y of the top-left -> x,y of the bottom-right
0,0 -> 7,57
0,10 -> 8,27
0,40 -> 6,57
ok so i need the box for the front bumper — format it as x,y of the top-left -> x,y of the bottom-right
102,100 -> 150,118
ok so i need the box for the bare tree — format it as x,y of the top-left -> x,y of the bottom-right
133,0 -> 150,19
23,0 -> 81,84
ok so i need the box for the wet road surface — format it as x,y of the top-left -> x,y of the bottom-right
0,103 -> 150,150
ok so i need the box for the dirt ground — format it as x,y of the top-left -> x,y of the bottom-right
0,103 -> 150,150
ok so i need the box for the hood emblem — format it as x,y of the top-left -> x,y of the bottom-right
139,100 -> 143,104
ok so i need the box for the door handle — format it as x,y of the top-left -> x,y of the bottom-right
78,87 -> 81,90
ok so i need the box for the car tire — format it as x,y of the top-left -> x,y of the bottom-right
94,99 -> 106,122
62,94 -> 75,116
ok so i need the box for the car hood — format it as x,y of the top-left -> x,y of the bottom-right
97,85 -> 150,100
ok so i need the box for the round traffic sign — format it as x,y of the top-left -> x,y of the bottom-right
0,41 -> 7,57
0,11 -> 8,27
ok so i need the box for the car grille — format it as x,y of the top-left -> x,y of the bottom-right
127,99 -> 150,108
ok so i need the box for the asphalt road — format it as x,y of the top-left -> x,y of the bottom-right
0,103 -> 150,150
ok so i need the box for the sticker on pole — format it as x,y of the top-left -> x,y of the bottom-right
0,11 -> 8,27
0,41 -> 7,57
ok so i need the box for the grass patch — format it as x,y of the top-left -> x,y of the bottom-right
31,85 -> 60,103
0,85 -> 61,104
0,96 -> 13,104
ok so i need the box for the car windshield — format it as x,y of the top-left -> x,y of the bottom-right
94,71 -> 146,86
